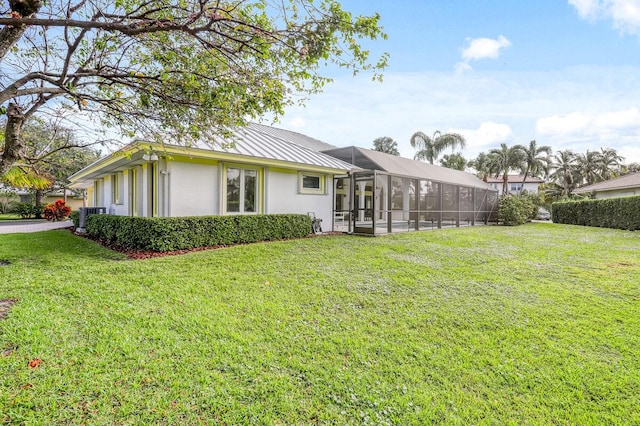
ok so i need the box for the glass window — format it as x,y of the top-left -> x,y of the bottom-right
299,173 -> 325,194
226,167 -> 259,213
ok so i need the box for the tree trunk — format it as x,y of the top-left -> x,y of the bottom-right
0,103 -> 26,176
502,172 -> 508,195
0,0 -> 44,62
35,188 -> 43,219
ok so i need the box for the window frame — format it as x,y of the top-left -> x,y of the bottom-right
223,164 -> 262,214
298,172 -> 326,195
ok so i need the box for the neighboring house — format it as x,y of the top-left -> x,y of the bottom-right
69,123 -> 355,227
69,123 -> 498,234
485,175 -> 544,195
0,185 -> 84,211
573,172 -> 640,199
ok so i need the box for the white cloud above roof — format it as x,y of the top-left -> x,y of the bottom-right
570,0 -> 640,35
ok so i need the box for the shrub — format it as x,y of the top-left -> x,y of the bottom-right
43,200 -> 72,222
69,211 -> 80,228
11,202 -> 43,219
552,196 -> 640,231
497,194 -> 535,226
86,214 -> 312,252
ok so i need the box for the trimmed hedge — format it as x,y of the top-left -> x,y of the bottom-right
69,210 -> 80,228
552,196 -> 640,231
86,214 -> 312,251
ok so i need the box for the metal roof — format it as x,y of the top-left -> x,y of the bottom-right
247,122 -> 336,152
192,125 -> 354,170
573,171 -> 640,193
322,146 -> 496,190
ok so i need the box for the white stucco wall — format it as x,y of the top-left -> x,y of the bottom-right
265,169 -> 333,226
168,161 -> 219,216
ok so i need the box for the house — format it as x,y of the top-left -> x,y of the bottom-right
573,172 -> 640,199
486,175 -> 544,195
69,123 -> 355,227
69,124 -> 498,234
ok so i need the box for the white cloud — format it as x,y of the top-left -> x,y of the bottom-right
536,108 -> 640,143
570,0 -> 640,36
461,35 -> 512,61
455,35 -> 511,73
457,122 -> 514,152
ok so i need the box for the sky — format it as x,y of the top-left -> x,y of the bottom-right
267,0 -> 640,164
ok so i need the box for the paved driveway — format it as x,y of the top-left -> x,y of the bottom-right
0,220 -> 73,234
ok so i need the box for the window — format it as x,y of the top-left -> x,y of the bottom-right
111,172 -> 124,204
299,172 -> 325,194
510,183 -> 523,192
226,166 -> 259,213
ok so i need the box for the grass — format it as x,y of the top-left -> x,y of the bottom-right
0,214 -> 26,221
0,223 -> 639,424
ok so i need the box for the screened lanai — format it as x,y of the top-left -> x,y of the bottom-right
323,147 -> 499,235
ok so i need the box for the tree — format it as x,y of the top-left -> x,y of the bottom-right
516,140 -> 551,186
548,150 -> 578,197
0,0 -> 388,178
439,152 -> 467,170
410,130 -> 466,164
575,150 -> 603,186
372,136 -> 399,156
598,147 -> 624,181
488,143 -> 525,194
2,118 -> 100,215
468,152 -> 496,181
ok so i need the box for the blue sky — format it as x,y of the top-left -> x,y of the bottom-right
271,0 -> 640,164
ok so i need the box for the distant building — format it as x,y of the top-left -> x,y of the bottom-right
573,172 -> 640,199
485,175 -> 544,196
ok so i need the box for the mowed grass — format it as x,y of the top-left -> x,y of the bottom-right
0,223 -> 639,424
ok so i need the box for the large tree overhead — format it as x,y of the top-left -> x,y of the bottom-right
0,0 -> 388,177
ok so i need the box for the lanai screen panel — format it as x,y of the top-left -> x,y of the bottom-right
324,147 -> 499,234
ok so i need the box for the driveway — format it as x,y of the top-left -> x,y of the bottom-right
0,220 -> 73,234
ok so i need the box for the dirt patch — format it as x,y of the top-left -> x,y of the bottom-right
0,298 -> 17,321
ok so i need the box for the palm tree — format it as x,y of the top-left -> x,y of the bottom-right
515,140 -> 551,188
488,143 -> 525,194
549,150 -> 578,197
575,150 -> 602,186
598,147 -> 624,181
410,130 -> 466,164
468,152 -> 497,181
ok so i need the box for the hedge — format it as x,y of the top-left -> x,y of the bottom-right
85,214 -> 312,251
552,196 -> 640,231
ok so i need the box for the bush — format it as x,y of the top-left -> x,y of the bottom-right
69,211 -> 80,228
11,202 -> 43,219
43,199 -> 72,221
86,214 -> 312,252
497,194 -> 536,226
552,196 -> 640,231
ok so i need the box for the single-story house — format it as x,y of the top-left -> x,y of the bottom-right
69,123 -> 498,234
486,175 -> 544,195
573,172 -> 640,199
69,123 -> 355,227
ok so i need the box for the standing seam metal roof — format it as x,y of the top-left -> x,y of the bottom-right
192,125 -> 355,171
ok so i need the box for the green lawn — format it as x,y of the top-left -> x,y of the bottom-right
1,223 -> 639,424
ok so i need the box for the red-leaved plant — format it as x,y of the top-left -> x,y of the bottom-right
43,199 -> 71,222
